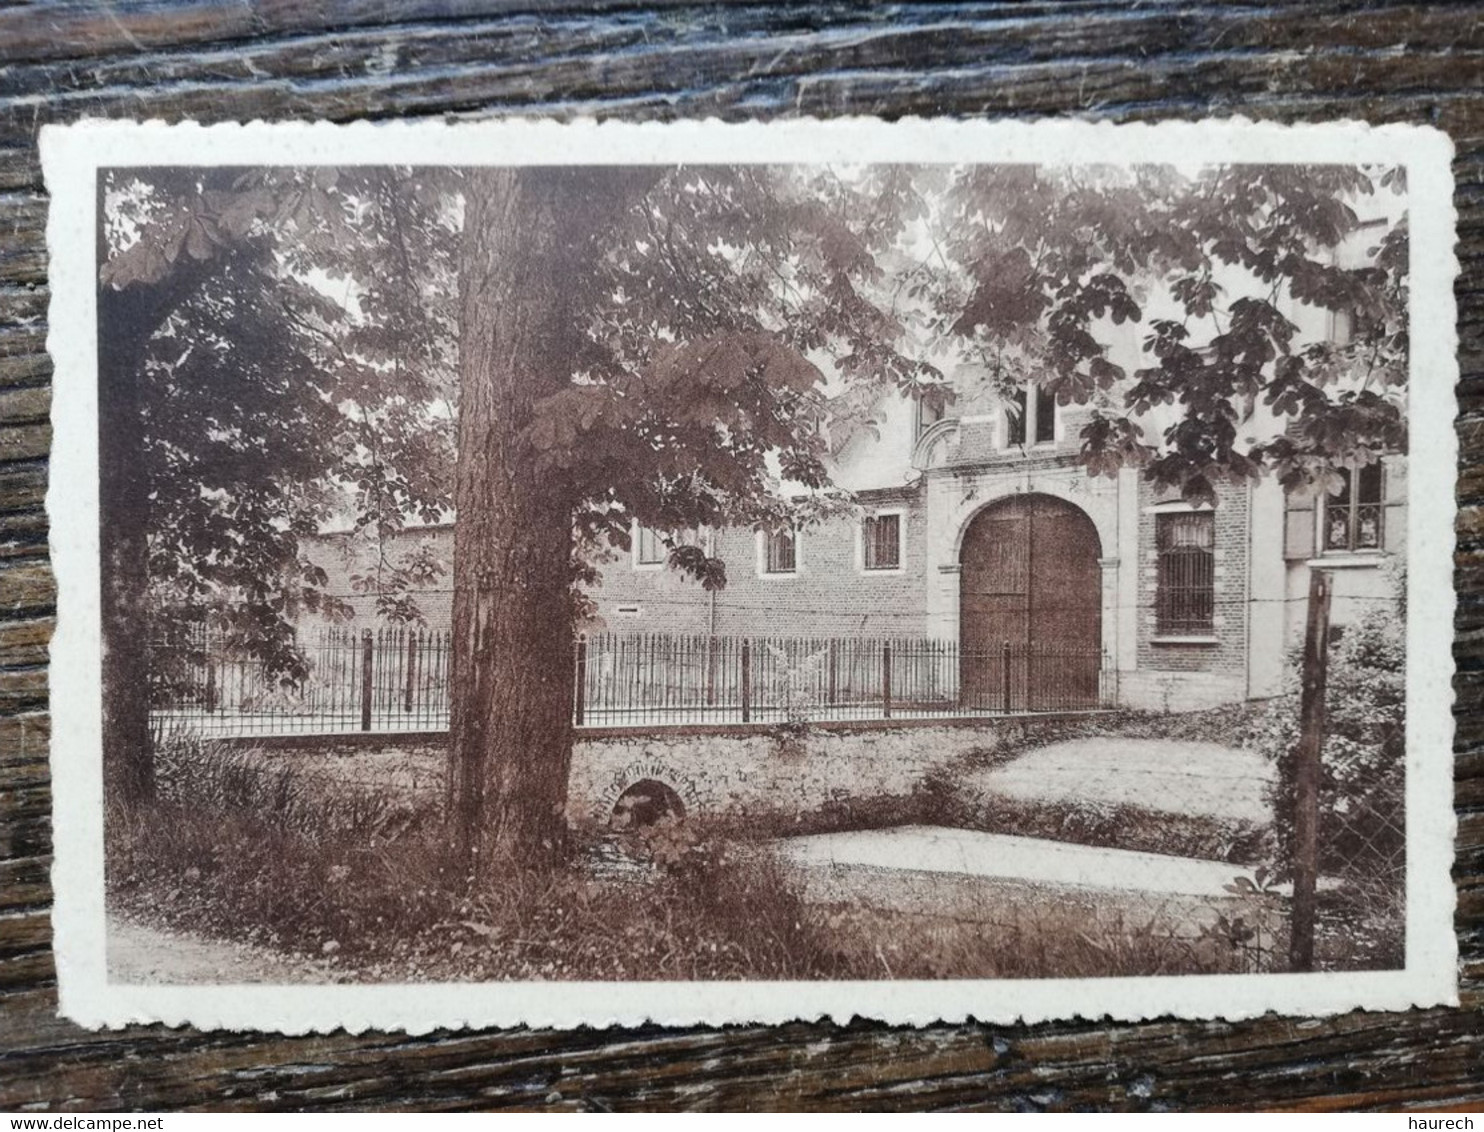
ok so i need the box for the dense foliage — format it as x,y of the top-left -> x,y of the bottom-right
101,168 -> 456,673
1245,603 -> 1406,879
101,159 -> 1408,864
104,161 -> 1408,657
926,164 -> 1408,503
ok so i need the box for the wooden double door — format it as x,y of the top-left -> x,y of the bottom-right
959,493 -> 1102,711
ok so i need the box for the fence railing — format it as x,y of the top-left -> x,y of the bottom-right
149,628 -> 1115,737
574,633 -> 1113,726
150,626 -> 452,737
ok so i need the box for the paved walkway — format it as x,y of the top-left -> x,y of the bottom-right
780,824 -> 1258,898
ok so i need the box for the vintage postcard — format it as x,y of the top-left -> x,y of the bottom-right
43,118 -> 1458,1032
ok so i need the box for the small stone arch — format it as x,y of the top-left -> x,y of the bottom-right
610,778 -> 687,831
911,418 -> 962,471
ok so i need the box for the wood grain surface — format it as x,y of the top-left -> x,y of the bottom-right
2,0 -> 1481,1112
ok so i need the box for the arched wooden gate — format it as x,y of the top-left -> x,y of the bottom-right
959,493 -> 1103,711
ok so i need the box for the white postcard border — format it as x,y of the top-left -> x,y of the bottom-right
43,117 -> 1459,1032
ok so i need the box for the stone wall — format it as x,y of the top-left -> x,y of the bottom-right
568,718 -> 1022,826
223,717 -> 1053,828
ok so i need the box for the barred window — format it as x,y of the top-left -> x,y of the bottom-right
1156,512 -> 1215,635
634,526 -> 666,566
1324,464 -> 1383,553
863,513 -> 901,571
764,528 -> 797,574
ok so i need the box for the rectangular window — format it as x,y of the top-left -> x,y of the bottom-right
764,528 -> 797,574
1004,386 -> 1054,447
1035,385 -> 1056,444
1331,307 -> 1354,347
634,526 -> 666,566
1005,388 -> 1028,447
1156,512 -> 1215,635
915,394 -> 944,438
863,513 -> 901,571
1325,464 -> 1384,552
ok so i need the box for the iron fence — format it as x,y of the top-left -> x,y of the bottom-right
148,627 -> 1115,737
149,626 -> 452,737
574,632 -> 1114,726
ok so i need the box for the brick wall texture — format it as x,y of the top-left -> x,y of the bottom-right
1134,480 -> 1250,675
590,490 -> 927,639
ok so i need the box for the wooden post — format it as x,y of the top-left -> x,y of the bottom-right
1290,568 -> 1333,973
360,628 -> 374,732
1002,640 -> 1012,714
204,662 -> 217,715
574,635 -> 588,726
740,639 -> 751,723
882,640 -> 893,719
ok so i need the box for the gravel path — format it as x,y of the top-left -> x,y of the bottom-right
781,824 -> 1259,897
967,737 -> 1275,825
107,913 -> 336,984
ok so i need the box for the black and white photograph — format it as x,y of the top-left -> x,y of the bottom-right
43,119 -> 1457,1030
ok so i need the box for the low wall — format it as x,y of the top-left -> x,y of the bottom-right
219,715 -> 1087,827
572,718 -> 1029,826
1118,670 -> 1247,713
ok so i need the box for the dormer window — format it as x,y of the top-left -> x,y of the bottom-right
1005,385 -> 1056,448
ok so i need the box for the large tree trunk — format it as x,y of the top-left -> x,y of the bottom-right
97,321 -> 154,807
96,179 -> 165,808
95,181 -> 222,809
447,170 -> 587,875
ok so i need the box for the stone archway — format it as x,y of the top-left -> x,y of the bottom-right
610,778 -> 687,831
959,493 -> 1102,711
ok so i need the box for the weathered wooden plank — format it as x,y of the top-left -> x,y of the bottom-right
0,560 -> 55,614
6,1 -> 1481,71
0,617 -> 52,668
0,853 -> 51,916
0,423 -> 50,464
0,463 -> 47,514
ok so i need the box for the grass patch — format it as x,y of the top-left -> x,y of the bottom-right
111,739 -> 846,980
109,731 -> 1271,980
818,901 -> 1268,979
708,705 -> 1275,864
952,702 -> 1274,760
109,800 -> 849,981
944,790 -> 1271,865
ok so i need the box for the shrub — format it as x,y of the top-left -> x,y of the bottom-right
109,729 -> 846,981
1244,607 -> 1406,883
955,791 -> 1271,864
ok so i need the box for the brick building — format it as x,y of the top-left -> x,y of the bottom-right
301,206 -> 1406,714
